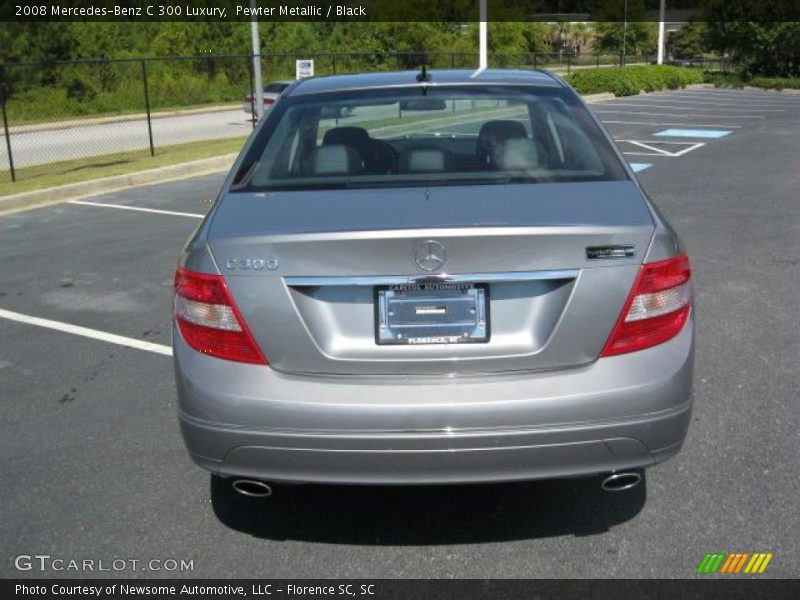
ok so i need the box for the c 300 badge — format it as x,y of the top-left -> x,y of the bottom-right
225,258 -> 279,271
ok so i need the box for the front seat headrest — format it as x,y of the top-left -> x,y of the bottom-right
311,144 -> 362,175
323,127 -> 371,149
477,120 -> 528,164
399,149 -> 451,173
494,138 -> 540,171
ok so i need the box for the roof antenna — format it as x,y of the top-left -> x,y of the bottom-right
416,65 -> 432,83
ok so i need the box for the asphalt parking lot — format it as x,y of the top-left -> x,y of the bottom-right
1,87 -> 798,578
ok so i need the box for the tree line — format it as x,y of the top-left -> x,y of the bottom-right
0,21 -> 659,66
0,21 -> 659,121
0,9 -> 797,123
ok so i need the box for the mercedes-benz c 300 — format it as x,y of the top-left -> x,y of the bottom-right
173,69 -> 694,496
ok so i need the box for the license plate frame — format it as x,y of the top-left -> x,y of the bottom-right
374,282 -> 490,345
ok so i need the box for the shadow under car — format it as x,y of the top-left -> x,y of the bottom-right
210,472 -> 647,545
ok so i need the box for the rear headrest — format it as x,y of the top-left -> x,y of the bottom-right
494,138 -> 540,170
323,127 -> 371,148
399,149 -> 450,173
477,120 -> 528,163
311,144 -> 362,175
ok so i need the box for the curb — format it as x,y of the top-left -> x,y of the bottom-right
696,83 -> 800,94
582,92 -> 616,103
8,103 -> 243,134
584,84 -> 711,102
736,85 -> 800,95
0,154 -> 236,216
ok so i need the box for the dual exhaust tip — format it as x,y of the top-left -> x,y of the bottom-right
231,472 -> 641,497
601,471 -> 642,492
232,479 -> 273,498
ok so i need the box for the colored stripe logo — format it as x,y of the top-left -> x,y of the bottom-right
697,552 -> 773,574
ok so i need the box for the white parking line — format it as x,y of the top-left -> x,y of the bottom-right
67,200 -> 204,219
648,97 -> 798,108
595,102 -> 783,112
669,91 -> 800,103
617,140 -> 706,157
678,88 -> 796,96
594,110 -> 765,119
612,97 -> 789,108
0,307 -> 173,356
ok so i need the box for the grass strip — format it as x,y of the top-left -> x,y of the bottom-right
0,136 -> 247,196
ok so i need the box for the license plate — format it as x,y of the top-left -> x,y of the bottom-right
375,282 -> 489,345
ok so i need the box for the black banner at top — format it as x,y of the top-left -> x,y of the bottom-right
4,0 -> 800,23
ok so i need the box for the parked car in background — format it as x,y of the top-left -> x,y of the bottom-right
175,69 -> 694,498
670,57 -> 706,68
243,81 -> 292,115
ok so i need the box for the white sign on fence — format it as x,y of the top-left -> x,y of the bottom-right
296,59 -> 314,80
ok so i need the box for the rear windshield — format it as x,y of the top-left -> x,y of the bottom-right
233,85 -> 628,191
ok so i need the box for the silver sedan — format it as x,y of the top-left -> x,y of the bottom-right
174,69 -> 694,497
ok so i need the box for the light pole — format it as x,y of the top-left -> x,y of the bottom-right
479,0 -> 487,69
621,0 -> 628,66
657,0 -> 666,64
250,0 -> 264,120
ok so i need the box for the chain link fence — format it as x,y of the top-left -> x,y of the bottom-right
0,51 -> 659,184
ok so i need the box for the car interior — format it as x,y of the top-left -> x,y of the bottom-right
307,119 -> 550,177
245,96 -> 610,188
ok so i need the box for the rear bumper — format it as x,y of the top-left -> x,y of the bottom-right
174,319 -> 693,485
180,407 -> 689,485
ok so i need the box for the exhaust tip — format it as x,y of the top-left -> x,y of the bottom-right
601,471 -> 641,492
232,479 -> 273,498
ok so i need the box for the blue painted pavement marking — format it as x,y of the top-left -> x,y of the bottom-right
654,129 -> 733,138
629,163 -> 652,173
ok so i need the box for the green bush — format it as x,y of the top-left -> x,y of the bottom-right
703,73 -> 745,89
748,76 -> 800,91
566,65 -> 704,97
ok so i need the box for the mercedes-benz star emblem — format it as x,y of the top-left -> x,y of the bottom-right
415,241 -> 447,272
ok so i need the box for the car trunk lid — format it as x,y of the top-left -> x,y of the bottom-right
207,181 -> 654,375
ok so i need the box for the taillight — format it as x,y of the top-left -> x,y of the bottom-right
173,267 -> 267,365
601,253 -> 692,357
263,98 -> 274,106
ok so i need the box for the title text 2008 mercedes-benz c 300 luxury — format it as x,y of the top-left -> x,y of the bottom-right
173,69 -> 693,496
